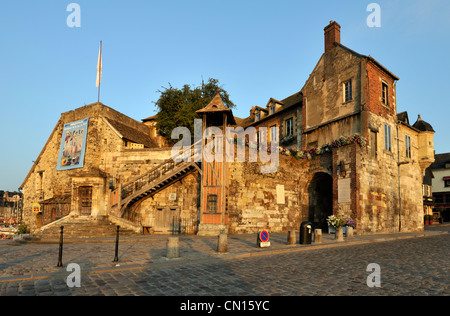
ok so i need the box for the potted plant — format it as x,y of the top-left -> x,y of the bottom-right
327,215 -> 346,234
345,218 -> 357,236
345,218 -> 357,229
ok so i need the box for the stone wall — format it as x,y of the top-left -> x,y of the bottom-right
129,172 -> 200,234
303,45 -> 363,132
227,155 -> 310,234
358,112 -> 423,233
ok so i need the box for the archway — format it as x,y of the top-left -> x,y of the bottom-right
308,172 -> 333,231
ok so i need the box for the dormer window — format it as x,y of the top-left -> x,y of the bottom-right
255,111 -> 261,122
269,104 -> 276,115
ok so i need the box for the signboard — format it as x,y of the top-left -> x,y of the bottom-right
57,118 -> 89,171
32,202 -> 41,213
338,178 -> 351,203
276,185 -> 285,204
257,230 -> 271,248
7,195 -> 21,202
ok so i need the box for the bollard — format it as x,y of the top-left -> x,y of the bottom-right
287,230 -> 296,245
167,237 -> 179,259
336,228 -> 344,242
347,226 -> 354,238
113,226 -> 120,262
57,226 -> 64,267
314,228 -> 322,243
217,233 -> 228,253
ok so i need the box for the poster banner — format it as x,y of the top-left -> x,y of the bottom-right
56,118 -> 89,171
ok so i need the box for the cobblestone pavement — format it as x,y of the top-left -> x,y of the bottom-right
0,225 -> 448,298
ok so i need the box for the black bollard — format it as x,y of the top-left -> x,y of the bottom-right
57,226 -> 64,267
113,225 -> 120,262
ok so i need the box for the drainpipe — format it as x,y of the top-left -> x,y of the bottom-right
397,122 -> 410,232
397,124 -> 401,232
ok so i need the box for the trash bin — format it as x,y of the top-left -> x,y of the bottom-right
300,221 -> 313,244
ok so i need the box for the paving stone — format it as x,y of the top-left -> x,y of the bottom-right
0,226 -> 449,297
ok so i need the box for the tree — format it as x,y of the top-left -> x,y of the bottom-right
154,78 -> 235,143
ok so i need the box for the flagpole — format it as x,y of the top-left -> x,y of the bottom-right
98,41 -> 102,103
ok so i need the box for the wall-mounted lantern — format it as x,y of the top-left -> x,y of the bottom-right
337,161 -> 347,177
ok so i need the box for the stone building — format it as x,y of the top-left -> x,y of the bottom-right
20,21 -> 434,236
19,103 -> 173,231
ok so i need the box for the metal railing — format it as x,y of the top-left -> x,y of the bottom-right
112,139 -> 202,206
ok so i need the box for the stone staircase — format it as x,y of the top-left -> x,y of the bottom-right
33,217 -> 138,240
111,140 -> 202,217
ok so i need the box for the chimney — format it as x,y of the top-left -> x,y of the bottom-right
324,21 -> 341,53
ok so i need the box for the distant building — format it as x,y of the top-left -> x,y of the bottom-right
431,153 -> 450,222
0,191 -> 23,223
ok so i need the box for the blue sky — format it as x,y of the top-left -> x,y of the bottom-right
1,0 -> 449,191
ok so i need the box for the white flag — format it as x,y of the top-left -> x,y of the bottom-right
96,41 -> 102,87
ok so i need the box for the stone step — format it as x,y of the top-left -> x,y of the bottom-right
35,217 -> 139,239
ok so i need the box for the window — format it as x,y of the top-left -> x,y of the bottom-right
285,118 -> 294,136
423,185 -> 432,197
382,82 -> 389,105
344,80 -> 352,102
434,194 -> 444,204
445,180 -> 450,188
255,111 -> 261,122
384,125 -> 391,151
258,128 -> 267,144
270,125 -> 278,143
207,194 -> 218,213
269,104 -> 276,115
405,135 -> 411,159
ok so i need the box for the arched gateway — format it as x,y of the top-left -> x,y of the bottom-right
308,172 -> 333,231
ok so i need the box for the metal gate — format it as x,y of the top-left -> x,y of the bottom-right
171,216 -> 198,235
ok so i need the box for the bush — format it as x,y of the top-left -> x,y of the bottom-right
15,223 -> 30,235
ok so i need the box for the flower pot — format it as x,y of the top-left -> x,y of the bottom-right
328,226 -> 347,234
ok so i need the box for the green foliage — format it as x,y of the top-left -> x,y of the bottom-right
15,223 -> 29,235
154,78 -> 235,143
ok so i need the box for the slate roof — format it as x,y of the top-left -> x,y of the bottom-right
196,91 -> 237,125
431,153 -> 450,170
413,115 -> 435,132
397,111 -> 410,125
238,91 -> 303,128
104,117 -> 157,148
41,195 -> 71,205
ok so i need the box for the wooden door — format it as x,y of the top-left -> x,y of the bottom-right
154,206 -> 180,234
79,186 -> 92,216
